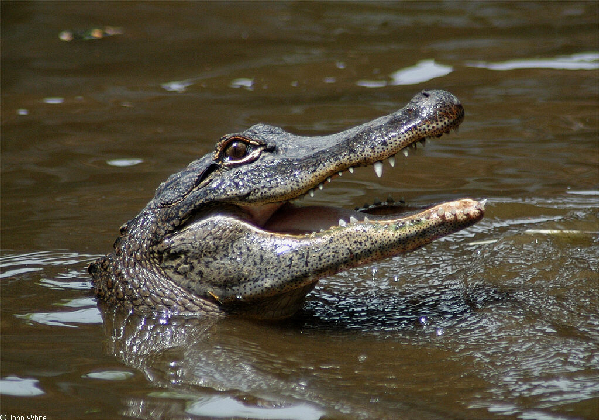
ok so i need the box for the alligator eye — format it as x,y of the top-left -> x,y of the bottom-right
215,136 -> 265,166
224,141 -> 248,161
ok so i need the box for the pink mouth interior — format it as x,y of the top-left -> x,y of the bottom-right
241,202 -> 408,235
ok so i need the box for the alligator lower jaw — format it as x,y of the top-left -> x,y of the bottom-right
219,197 -> 483,319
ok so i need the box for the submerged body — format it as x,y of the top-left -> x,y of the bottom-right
89,90 -> 484,319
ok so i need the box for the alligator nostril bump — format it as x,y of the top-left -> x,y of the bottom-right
421,90 -> 430,97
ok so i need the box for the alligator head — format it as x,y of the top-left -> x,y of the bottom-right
89,90 -> 484,319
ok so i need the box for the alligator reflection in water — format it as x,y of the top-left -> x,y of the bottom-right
101,306 -> 330,419
101,298 -> 486,419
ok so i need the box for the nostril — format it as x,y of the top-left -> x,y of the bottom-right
421,90 -> 430,97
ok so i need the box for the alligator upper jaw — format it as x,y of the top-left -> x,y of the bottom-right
219,89 -> 466,234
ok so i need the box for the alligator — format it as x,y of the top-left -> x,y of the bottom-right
89,90 -> 484,319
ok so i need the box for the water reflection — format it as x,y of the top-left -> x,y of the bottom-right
100,307 -> 327,419
468,52 -> 599,71
0,376 -> 45,397
357,59 -> 453,88
16,307 -> 101,328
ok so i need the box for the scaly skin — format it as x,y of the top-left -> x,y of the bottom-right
89,90 -> 484,319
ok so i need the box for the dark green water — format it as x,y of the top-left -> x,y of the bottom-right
2,2 -> 598,419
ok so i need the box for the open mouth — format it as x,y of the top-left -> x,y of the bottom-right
237,128 -> 479,237
262,201 -> 425,235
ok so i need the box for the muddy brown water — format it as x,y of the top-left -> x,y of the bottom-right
1,2 -> 598,419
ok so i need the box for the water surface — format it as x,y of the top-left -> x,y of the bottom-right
1,2 -> 598,419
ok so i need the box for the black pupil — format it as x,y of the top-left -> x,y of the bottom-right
225,141 -> 247,160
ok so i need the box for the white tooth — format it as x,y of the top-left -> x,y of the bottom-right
318,183 -> 324,190
363,215 -> 370,222
338,172 -> 343,177
327,177 -> 331,183
309,189 -> 314,197
339,219 -> 347,227
349,216 -> 358,224
349,167 -> 354,174
389,156 -> 396,167
374,161 -> 383,178
403,149 -> 409,157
